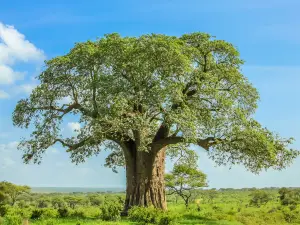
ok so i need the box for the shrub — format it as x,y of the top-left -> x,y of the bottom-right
159,212 -> 179,225
58,208 -> 69,218
129,207 -> 180,225
3,213 -> 22,225
0,206 -> 8,217
100,202 -> 122,221
128,206 -> 161,224
41,208 -> 58,218
30,208 -> 44,219
289,204 -> 297,211
71,208 -> 86,218
282,207 -> 300,223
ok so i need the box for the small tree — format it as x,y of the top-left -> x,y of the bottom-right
0,181 -> 31,206
165,164 -> 207,208
51,196 -> 67,209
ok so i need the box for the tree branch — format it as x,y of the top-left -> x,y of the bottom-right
33,102 -> 97,119
53,137 -> 92,151
152,136 -> 222,150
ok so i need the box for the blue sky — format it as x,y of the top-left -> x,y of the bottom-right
1,0 -> 300,188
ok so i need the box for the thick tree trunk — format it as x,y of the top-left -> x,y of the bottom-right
122,147 -> 167,214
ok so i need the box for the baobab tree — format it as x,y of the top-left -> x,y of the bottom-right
13,32 -> 299,213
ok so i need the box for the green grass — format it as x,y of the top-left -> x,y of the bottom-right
30,218 -> 136,225
29,218 -> 242,225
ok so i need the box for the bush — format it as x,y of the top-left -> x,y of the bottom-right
159,212 -> 179,225
129,207 -> 180,225
30,208 -> 44,219
249,190 -> 271,207
100,202 -> 122,221
128,206 -> 160,224
3,213 -> 22,225
282,207 -> 300,223
41,208 -> 58,218
0,205 -> 8,217
58,208 -> 69,218
71,208 -> 86,218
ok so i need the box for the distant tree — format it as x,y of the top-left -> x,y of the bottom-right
206,189 -> 219,203
64,196 -> 84,209
165,164 -> 207,208
249,190 -> 271,207
87,194 -> 104,206
278,188 -> 300,206
51,196 -> 67,209
13,32 -> 299,212
0,181 -> 30,206
37,197 -> 51,208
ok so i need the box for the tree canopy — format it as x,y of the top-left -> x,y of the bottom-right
13,32 -> 299,174
0,181 -> 31,206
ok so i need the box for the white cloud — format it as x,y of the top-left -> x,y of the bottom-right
68,122 -> 81,133
0,65 -> 25,84
0,142 -> 19,169
0,90 -> 9,99
0,23 -> 45,65
1,157 -> 16,168
0,22 -> 45,87
0,141 -> 19,153
13,83 -> 38,95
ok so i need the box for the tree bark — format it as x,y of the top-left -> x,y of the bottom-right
122,146 -> 167,214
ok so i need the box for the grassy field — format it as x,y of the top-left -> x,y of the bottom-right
29,218 -> 242,225
1,187 -> 300,225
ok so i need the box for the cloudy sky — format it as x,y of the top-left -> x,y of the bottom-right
1,0 -> 300,188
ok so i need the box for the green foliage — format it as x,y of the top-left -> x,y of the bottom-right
128,206 -> 161,224
281,207 -> 300,223
278,188 -> 300,206
0,181 -> 300,225
12,32 -> 298,175
30,208 -> 44,219
249,190 -> 271,207
158,212 -> 179,225
41,208 -> 59,219
87,194 -> 104,206
129,206 -> 180,225
100,202 -> 122,221
2,214 -> 22,225
0,193 -> 7,205
71,208 -> 86,219
165,164 -> 207,208
0,205 -> 8,217
29,208 -> 58,220
0,182 -> 30,206
58,208 -> 69,218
